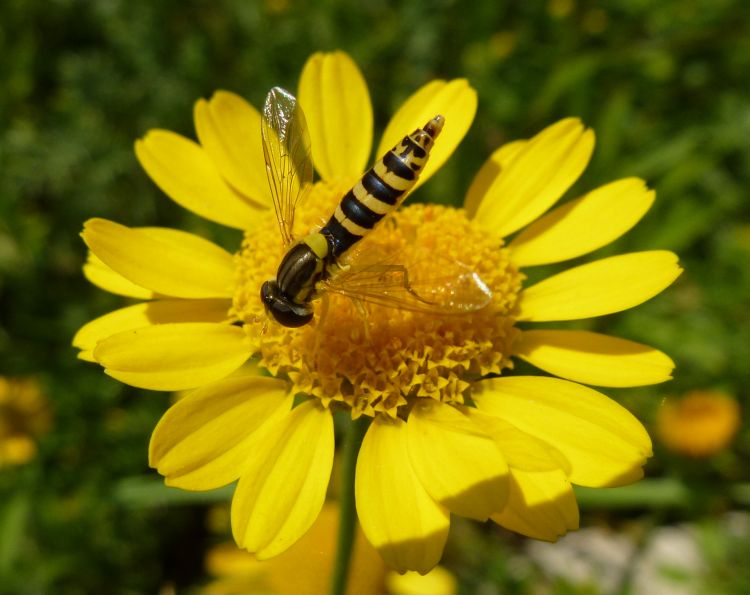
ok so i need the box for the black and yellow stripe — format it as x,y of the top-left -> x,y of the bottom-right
321,115 -> 445,257
274,233 -> 328,304
262,114 -> 444,328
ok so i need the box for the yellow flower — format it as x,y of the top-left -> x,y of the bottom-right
202,501 -> 455,595
203,502 -> 386,595
657,390 -> 740,457
74,51 -> 681,573
0,376 -> 52,467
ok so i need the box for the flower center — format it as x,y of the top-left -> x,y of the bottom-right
231,179 -> 524,418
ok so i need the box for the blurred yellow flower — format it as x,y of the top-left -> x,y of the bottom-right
203,502 -> 385,595
657,390 -> 741,457
0,376 -> 51,467
203,501 -> 456,594
75,50 -> 680,572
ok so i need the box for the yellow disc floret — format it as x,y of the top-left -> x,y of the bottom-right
231,179 -> 523,419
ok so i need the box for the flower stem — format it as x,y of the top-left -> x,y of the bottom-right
330,415 -> 368,595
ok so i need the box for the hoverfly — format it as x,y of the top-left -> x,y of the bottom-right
259,87 -> 492,328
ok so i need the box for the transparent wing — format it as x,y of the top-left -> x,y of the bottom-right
261,87 -> 314,247
323,254 -> 493,315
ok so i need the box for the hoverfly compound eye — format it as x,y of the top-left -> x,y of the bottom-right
260,280 -> 314,328
260,280 -> 278,311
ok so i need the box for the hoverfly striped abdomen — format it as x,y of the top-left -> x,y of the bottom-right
320,115 -> 445,258
259,86 -> 489,329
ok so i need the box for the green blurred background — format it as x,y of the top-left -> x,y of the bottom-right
1,0 -> 749,593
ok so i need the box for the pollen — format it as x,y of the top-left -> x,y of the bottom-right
231,179 -> 524,418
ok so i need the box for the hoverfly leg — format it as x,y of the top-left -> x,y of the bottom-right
371,263 -> 435,305
388,264 -> 431,303
313,293 -> 332,355
351,298 -> 373,344
251,314 -> 268,336
242,314 -> 269,335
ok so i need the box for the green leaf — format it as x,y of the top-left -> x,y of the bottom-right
574,478 -> 692,509
113,476 -> 234,508
0,493 -> 30,575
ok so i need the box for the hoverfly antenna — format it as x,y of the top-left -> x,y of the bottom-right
424,115 -> 445,139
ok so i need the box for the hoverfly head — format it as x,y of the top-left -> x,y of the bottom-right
260,280 -> 314,328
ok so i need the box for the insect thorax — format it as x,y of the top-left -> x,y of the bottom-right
275,233 -> 330,305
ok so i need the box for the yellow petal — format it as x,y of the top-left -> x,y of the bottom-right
150,375 -> 291,490
207,502 -> 387,595
474,118 -> 595,238
513,330 -> 675,387
509,178 -> 656,266
517,251 -> 682,322
375,79 -> 477,193
475,376 -> 652,487
93,322 -> 252,391
232,401 -> 334,558
386,566 -> 457,595
406,400 -> 508,520
217,501 -> 386,595
491,469 -> 579,541
298,51 -> 373,180
73,299 -> 231,362
83,252 -> 154,299
135,129 -> 262,229
82,219 -> 235,299
464,407 -> 571,474
194,91 -> 273,208
356,416 -> 449,574
464,140 -> 527,219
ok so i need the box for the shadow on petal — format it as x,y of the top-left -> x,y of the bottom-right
491,469 -> 579,542
374,526 -> 452,576
439,475 -> 509,522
